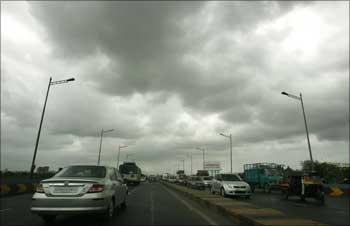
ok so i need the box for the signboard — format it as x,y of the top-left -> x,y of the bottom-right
204,162 -> 221,170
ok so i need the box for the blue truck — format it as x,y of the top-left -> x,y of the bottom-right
244,163 -> 284,193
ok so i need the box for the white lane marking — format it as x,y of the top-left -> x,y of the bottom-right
0,208 -> 12,213
162,185 -> 217,226
150,186 -> 155,225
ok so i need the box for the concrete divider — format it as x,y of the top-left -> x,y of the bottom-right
0,183 -> 36,197
162,182 -> 328,226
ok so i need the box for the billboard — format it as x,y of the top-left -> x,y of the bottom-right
204,162 -> 221,170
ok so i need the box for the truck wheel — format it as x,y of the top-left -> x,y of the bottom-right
264,184 -> 271,193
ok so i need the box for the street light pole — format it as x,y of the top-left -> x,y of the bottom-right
282,91 -> 314,172
196,147 -> 205,170
220,133 -> 233,173
300,93 -> 314,169
30,77 -> 75,179
97,128 -> 114,165
97,129 -> 104,165
117,145 -> 128,168
188,154 -> 193,175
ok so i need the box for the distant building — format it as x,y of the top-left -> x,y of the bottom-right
36,166 -> 49,174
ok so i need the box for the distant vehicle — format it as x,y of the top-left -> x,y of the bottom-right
31,165 -> 128,223
187,176 -> 205,190
244,163 -> 283,192
168,175 -> 177,183
162,173 -> 169,181
176,170 -> 185,175
284,172 -> 325,205
211,173 -> 251,199
119,162 -> 142,185
148,175 -> 158,182
196,170 -> 209,177
176,174 -> 187,185
201,176 -> 214,188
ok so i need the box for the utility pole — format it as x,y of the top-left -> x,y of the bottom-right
282,91 -> 314,172
30,77 -> 75,179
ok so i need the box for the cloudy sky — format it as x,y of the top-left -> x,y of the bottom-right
1,1 -> 349,174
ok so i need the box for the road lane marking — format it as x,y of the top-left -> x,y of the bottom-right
162,185 -> 218,226
150,186 -> 155,225
0,208 -> 12,213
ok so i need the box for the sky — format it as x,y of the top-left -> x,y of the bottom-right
1,1 -> 349,174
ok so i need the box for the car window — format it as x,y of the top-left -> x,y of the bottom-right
221,174 -> 241,181
55,166 -> 106,178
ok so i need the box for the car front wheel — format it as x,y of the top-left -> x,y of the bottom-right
221,188 -> 226,197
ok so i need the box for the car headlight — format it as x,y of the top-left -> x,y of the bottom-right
224,184 -> 233,189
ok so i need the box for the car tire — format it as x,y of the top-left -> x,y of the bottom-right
103,199 -> 115,221
40,215 -> 55,224
210,187 -> 215,194
121,195 -> 127,210
221,188 -> 226,197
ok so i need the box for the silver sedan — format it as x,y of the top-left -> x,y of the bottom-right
31,165 -> 128,223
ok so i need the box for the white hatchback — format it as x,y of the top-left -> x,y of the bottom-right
211,173 -> 251,199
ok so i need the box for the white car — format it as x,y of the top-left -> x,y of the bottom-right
211,173 -> 251,199
31,165 -> 128,223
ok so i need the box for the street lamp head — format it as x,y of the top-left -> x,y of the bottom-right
66,78 -> 75,82
104,129 -> 114,133
281,91 -> 288,96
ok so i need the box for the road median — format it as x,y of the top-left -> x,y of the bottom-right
0,183 -> 37,197
162,181 -> 328,226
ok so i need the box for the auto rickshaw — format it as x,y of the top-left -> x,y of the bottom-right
283,171 -> 325,205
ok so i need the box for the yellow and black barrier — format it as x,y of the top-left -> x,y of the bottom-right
0,183 -> 38,197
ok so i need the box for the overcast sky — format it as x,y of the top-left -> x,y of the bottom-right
1,1 -> 349,174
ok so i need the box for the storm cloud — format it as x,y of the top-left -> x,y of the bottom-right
1,1 -> 348,174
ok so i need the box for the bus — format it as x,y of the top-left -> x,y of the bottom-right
119,161 -> 142,185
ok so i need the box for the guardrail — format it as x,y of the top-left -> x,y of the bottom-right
162,181 -> 328,226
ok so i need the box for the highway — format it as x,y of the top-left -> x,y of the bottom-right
0,182 -> 236,226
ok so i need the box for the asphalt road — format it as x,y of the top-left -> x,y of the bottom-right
204,187 -> 349,226
245,190 -> 350,226
0,182 -> 236,226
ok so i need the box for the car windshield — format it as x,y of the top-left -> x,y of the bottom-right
221,174 -> 241,181
191,177 -> 201,181
54,166 -> 106,178
203,176 -> 213,180
119,163 -> 140,174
